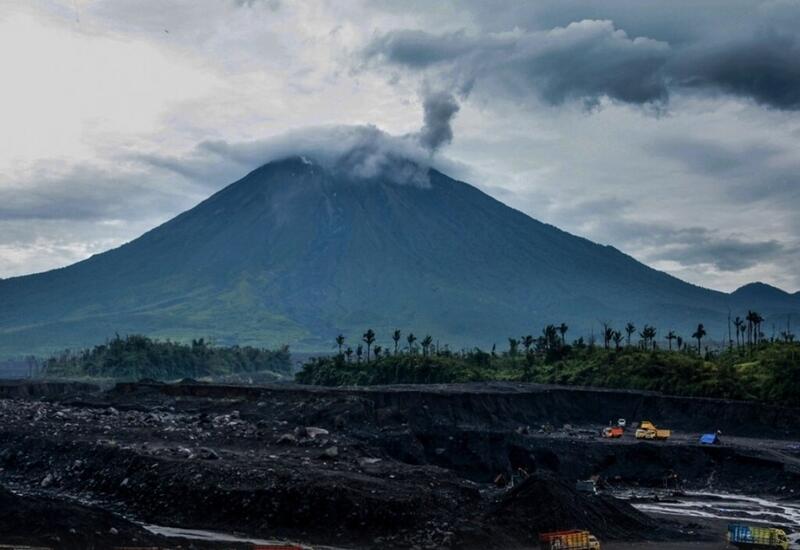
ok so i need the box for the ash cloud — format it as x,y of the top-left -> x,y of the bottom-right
418,90 -> 460,153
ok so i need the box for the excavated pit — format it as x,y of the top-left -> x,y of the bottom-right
0,380 -> 798,548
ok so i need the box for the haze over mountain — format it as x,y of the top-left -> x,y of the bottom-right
0,154 -> 797,357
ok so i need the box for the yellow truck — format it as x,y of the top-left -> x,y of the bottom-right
539,530 -> 600,550
727,523 -> 789,549
635,420 -> 671,440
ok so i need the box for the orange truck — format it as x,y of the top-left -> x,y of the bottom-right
602,426 -> 624,438
539,530 -> 601,550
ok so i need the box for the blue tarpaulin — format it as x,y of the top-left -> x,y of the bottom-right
699,433 -> 720,444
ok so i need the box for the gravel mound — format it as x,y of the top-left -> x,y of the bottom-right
472,473 -> 686,548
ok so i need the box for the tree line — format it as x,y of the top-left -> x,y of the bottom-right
43,334 -> 292,381
329,309 -> 793,367
295,310 -> 799,405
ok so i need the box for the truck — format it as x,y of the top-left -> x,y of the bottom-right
635,420 -> 671,440
602,426 -> 623,438
539,530 -> 601,550
727,524 -> 789,549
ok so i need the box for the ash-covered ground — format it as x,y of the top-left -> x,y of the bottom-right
0,380 -> 798,549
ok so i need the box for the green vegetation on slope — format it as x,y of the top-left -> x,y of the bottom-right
296,331 -> 800,405
43,334 -> 292,381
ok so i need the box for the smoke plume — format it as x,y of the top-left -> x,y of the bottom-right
418,90 -> 460,153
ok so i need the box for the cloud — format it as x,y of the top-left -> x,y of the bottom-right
367,21 -> 671,108
0,161 -> 199,278
595,218 -> 788,272
646,137 -> 782,176
0,162 -> 191,221
364,29 -> 476,68
137,124 -> 466,188
233,0 -> 281,9
417,90 -> 460,152
651,235 -> 786,272
138,93 -> 467,188
672,31 -> 800,110
645,135 -> 800,203
365,15 -> 800,111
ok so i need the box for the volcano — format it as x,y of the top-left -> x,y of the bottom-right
0,156 -> 797,356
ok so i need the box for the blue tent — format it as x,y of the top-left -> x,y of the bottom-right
699,433 -> 720,445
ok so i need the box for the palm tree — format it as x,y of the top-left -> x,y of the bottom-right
421,335 -> 433,356
558,323 -> 569,347
373,346 -> 382,360
692,323 -> 707,354
625,322 -> 636,347
362,329 -> 376,361
612,330 -> 623,351
508,337 -> 519,357
602,323 -> 613,350
392,329 -> 401,355
406,333 -> 417,354
356,344 -> 363,363
647,326 -> 657,350
640,325 -> 657,350
752,311 -> 764,347
542,325 -> 559,350
733,317 -> 743,349
666,330 -> 677,351
344,347 -> 353,363
676,336 -> 683,350
521,335 -> 534,355
335,334 -> 345,355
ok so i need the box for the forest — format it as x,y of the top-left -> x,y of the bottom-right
43,334 -> 292,381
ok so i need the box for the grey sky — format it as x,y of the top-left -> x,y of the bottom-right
1,0 -> 799,292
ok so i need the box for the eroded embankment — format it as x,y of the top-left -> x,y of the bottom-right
119,380 -> 800,438
107,381 -> 800,493
378,428 -> 800,492
0,379 -> 99,399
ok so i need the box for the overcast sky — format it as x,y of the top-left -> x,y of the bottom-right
1,1 -> 799,292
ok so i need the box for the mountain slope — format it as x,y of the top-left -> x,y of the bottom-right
731,282 -> 799,308
0,157 -> 796,356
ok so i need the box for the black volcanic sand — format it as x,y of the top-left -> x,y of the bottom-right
0,485 -> 158,549
0,485 -> 256,550
0,380 -> 798,549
